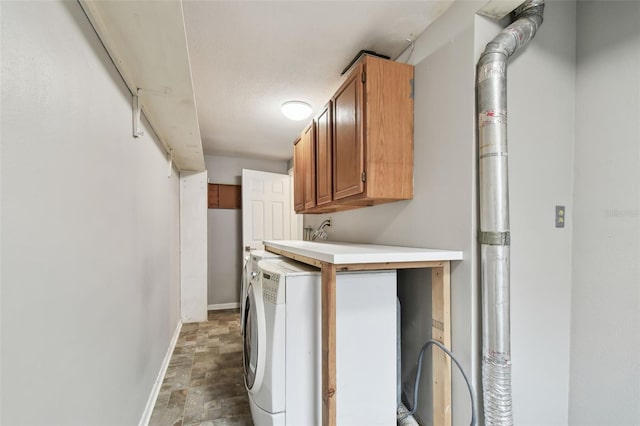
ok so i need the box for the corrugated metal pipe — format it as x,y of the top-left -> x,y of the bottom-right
477,1 -> 544,425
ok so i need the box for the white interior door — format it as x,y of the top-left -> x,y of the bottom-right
242,169 -> 293,253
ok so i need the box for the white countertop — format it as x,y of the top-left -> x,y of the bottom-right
263,240 -> 463,265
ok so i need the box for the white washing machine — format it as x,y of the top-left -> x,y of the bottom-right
243,258 -> 398,426
241,250 -> 281,330
243,258 -> 322,426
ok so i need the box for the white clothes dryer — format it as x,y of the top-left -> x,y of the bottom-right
243,258 -> 322,426
241,249 -> 281,330
243,258 -> 398,426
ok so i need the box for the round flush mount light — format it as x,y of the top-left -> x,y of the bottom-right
281,101 -> 312,121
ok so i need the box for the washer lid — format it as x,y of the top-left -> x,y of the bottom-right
250,250 -> 282,263
257,258 -> 320,276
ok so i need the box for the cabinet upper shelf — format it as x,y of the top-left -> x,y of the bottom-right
80,0 -> 205,172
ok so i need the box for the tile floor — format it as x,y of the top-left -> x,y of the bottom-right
149,309 -> 253,426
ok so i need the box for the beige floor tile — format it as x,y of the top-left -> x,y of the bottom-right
150,310 -> 252,426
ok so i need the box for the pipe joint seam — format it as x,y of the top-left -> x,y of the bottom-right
479,231 -> 511,246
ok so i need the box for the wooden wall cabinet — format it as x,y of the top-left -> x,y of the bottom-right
332,55 -> 414,205
208,183 -> 241,209
293,54 -> 414,214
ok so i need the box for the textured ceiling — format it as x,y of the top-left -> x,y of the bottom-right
183,1 -> 454,161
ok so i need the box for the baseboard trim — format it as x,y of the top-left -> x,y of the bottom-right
138,320 -> 182,426
208,302 -> 240,311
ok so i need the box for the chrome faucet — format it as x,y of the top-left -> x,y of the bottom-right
311,218 -> 331,241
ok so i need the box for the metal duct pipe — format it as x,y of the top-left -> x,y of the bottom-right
477,1 -> 544,425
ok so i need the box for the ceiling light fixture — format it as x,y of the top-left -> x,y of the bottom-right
281,101 -> 312,121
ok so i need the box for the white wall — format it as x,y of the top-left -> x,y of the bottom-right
570,1 -> 640,424
204,155 -> 287,306
180,171 -> 208,323
206,154 -> 287,186
1,2 -> 181,424
306,1 -> 576,424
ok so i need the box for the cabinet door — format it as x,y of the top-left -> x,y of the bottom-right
315,103 -> 332,206
302,122 -> 316,210
293,137 -> 304,212
208,184 -> 220,208
219,184 -> 241,209
209,184 -> 241,209
332,63 -> 364,200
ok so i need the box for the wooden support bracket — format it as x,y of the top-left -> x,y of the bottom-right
321,262 -> 337,426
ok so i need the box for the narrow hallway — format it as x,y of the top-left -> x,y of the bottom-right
150,310 -> 252,426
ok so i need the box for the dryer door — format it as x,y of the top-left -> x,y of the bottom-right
240,253 -> 250,330
243,276 -> 266,394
